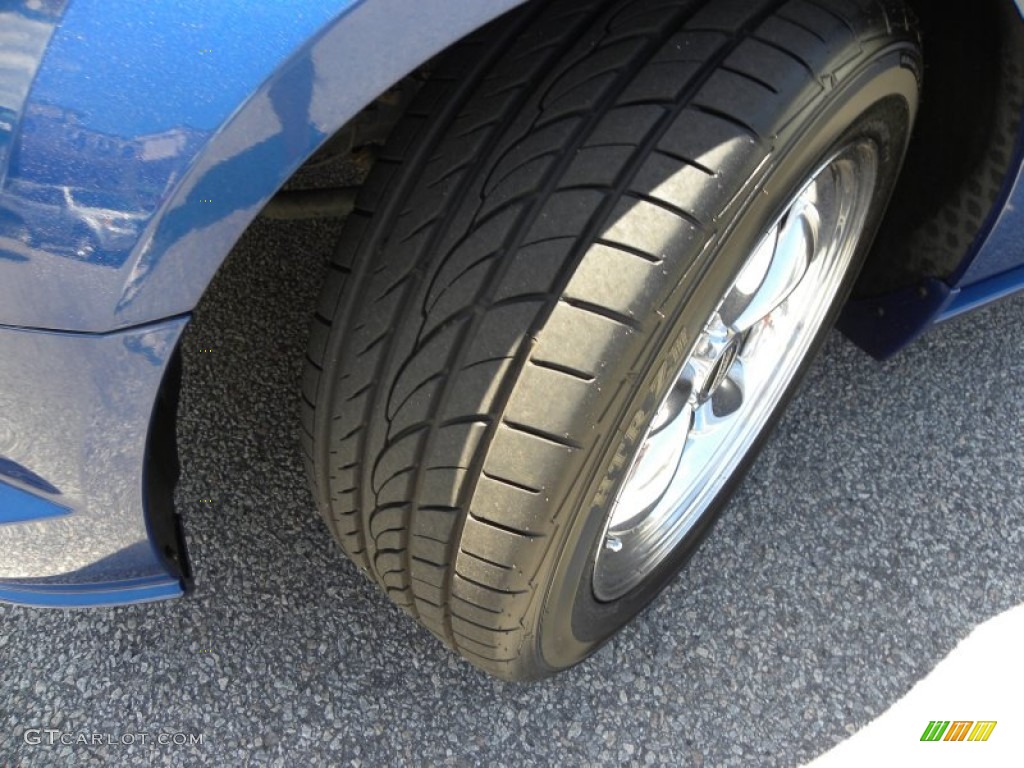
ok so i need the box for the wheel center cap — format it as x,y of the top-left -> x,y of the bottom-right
699,336 -> 740,404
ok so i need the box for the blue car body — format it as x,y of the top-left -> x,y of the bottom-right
1,0 -> 1022,606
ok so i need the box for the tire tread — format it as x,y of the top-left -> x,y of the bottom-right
303,0 -> 917,677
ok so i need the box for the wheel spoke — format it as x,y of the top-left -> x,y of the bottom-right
609,400 -> 692,532
722,192 -> 821,333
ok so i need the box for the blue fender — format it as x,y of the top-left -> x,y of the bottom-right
0,0 -> 526,333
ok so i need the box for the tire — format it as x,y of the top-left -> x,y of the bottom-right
303,0 -> 921,680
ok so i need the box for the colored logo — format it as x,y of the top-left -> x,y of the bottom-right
920,721 -> 997,742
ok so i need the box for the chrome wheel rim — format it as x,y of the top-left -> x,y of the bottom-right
593,141 -> 880,601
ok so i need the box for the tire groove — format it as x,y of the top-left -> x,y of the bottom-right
502,419 -> 583,450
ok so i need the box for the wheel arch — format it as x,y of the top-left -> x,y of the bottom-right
115,0 -> 532,329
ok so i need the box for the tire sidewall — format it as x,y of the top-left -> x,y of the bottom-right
530,44 -> 921,675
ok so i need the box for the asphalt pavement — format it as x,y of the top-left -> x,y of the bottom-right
2,193 -> 1023,766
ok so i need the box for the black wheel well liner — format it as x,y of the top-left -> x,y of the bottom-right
855,0 -> 1024,298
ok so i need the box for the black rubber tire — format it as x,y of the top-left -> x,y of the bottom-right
303,0 -> 921,680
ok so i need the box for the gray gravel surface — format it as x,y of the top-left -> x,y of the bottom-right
2,199 -> 1023,767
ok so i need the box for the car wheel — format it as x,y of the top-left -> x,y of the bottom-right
302,0 -> 921,680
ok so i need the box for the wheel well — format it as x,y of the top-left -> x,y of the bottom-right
855,0 -> 1024,297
